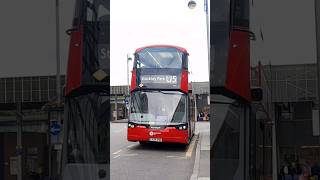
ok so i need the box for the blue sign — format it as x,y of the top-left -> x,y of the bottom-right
50,121 -> 61,135
125,97 -> 130,109
15,148 -> 23,156
204,0 -> 208,14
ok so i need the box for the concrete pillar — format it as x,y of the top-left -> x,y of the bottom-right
314,0 -> 320,144
16,102 -> 22,180
115,95 -> 118,121
272,103 -> 278,180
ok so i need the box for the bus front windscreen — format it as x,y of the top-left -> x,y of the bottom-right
135,48 -> 183,69
129,91 -> 186,125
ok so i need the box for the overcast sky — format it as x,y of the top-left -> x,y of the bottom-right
0,0 -> 74,78
110,0 -> 209,86
250,0 -> 316,66
0,0 -> 317,85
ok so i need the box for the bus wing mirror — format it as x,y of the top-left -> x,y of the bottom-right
232,27 -> 256,41
249,31 -> 256,41
251,87 -> 263,101
66,28 -> 78,35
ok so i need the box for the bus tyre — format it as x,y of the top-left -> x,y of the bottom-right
182,143 -> 189,148
185,138 -> 191,146
139,141 -> 147,145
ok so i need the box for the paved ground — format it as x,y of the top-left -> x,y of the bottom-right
110,122 -> 209,180
198,122 -> 210,179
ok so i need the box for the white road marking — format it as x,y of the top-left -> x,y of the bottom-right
127,144 -> 135,148
112,149 -> 122,155
113,155 -> 121,159
166,155 -> 180,158
121,153 -> 138,157
177,156 -> 188,160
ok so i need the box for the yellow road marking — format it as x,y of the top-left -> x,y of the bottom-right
166,155 -> 187,159
186,134 -> 198,158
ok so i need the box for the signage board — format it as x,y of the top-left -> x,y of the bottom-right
141,75 -> 177,84
50,121 -> 61,135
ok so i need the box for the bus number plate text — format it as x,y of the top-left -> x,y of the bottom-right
149,138 -> 162,142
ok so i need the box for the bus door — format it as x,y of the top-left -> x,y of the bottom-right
211,94 -> 251,179
187,95 -> 191,138
188,94 -> 195,137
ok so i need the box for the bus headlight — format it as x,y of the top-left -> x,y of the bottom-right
175,124 -> 188,130
128,122 -> 135,128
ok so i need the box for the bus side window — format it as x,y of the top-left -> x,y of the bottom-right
188,96 -> 192,122
183,54 -> 188,70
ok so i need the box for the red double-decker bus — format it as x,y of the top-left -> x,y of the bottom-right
127,45 -> 195,145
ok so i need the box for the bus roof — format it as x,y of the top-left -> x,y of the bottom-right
135,45 -> 189,54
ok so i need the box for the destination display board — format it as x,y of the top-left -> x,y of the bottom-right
140,75 -> 178,84
134,68 -> 182,90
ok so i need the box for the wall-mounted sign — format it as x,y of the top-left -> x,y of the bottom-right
50,121 -> 61,135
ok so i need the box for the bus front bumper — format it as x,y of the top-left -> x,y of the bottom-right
127,127 -> 189,144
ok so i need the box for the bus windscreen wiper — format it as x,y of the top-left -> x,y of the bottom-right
158,90 -> 182,95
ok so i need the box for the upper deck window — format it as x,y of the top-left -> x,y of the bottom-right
231,0 -> 249,28
135,47 -> 184,69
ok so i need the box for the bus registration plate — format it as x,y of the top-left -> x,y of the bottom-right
149,138 -> 162,142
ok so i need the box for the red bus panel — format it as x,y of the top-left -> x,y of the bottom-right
225,31 -> 251,102
130,69 -> 137,91
180,70 -> 189,93
65,27 -> 84,95
128,127 -> 189,144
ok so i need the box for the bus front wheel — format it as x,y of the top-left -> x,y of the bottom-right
139,141 -> 148,145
